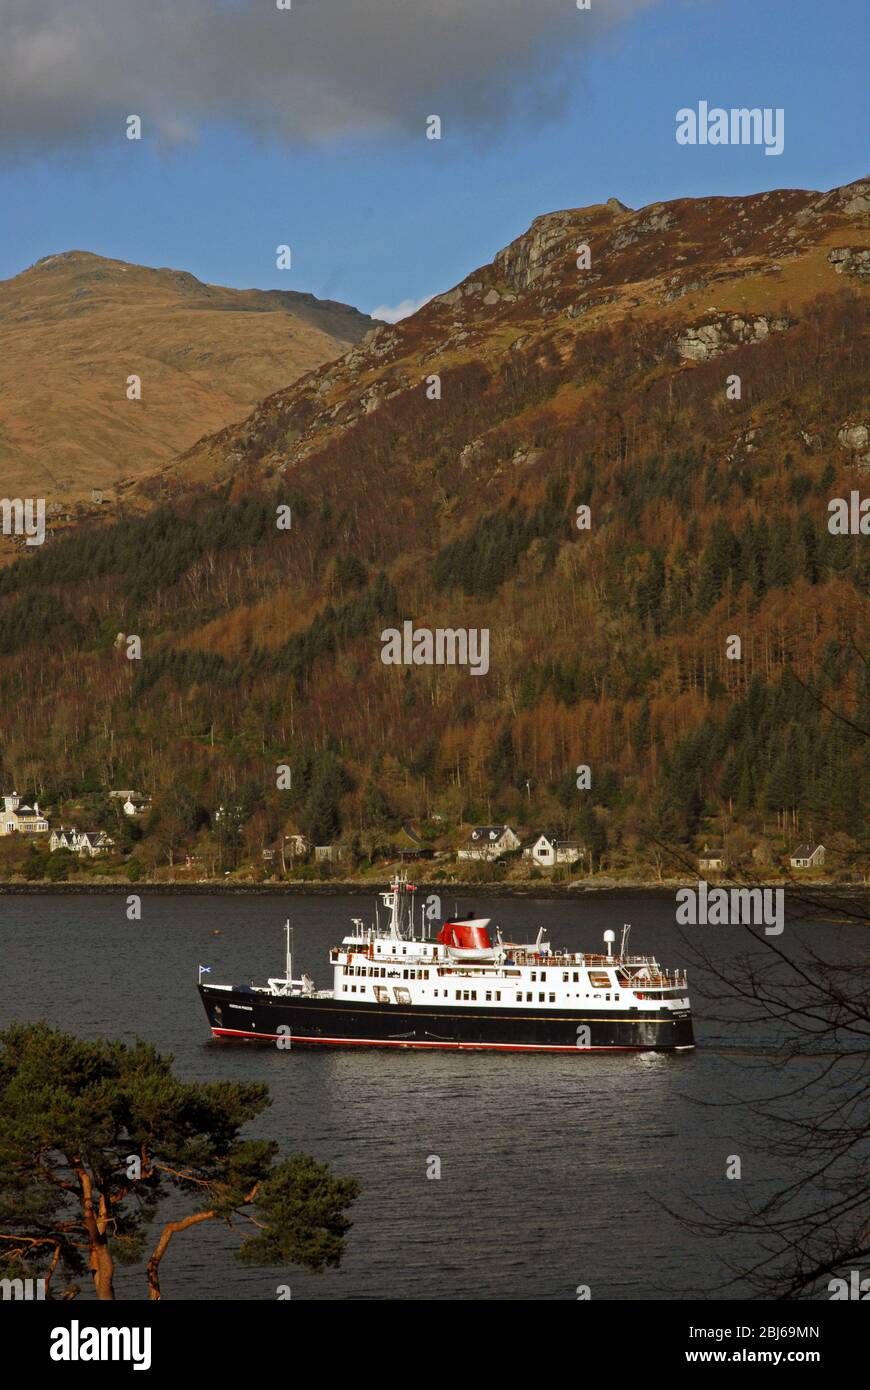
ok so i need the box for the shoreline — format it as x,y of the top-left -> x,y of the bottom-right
0,878 -> 866,900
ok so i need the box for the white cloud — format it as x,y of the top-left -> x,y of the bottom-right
0,0 -> 658,155
370,296 -> 431,324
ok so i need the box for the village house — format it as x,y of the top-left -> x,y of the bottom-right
524,832 -> 587,868
698,844 -> 725,873
315,844 -> 344,864
50,828 -> 115,858
790,844 -> 826,870
458,825 -> 521,862
0,793 -> 49,836
109,789 -> 151,816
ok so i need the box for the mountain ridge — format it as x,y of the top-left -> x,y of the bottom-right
126,175 -> 870,503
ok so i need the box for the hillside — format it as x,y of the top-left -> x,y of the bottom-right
0,178 -> 867,882
0,250 -> 370,504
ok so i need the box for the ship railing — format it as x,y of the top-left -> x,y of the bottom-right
503,951 -> 661,968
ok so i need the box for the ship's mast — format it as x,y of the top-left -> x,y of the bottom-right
380,871 -> 416,940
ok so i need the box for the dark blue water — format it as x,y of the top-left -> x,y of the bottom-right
0,890 -> 863,1300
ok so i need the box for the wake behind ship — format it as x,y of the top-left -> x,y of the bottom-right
198,876 -> 694,1053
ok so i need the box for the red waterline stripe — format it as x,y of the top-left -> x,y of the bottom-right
210,1026 -> 649,1052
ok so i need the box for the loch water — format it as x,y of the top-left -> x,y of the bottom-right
1,890 -> 863,1301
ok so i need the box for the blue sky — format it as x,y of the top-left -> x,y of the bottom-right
1,0 -> 866,319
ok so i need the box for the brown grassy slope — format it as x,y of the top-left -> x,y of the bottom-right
131,178 -> 870,503
0,250 -> 370,501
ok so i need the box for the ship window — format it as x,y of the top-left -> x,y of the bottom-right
541,972 -> 546,982
573,972 -> 579,982
549,993 -> 555,1002
562,972 -> 569,983
471,992 -> 477,1001
526,992 -> 533,1002
455,991 -> 461,1000
486,991 -> 492,1001
588,971 -> 611,988
538,992 -> 545,1002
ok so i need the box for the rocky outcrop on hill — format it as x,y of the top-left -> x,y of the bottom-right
676,313 -> 792,361
829,246 -> 870,278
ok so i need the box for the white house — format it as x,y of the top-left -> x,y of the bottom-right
79,830 -> 115,857
0,793 -> 49,837
525,832 -> 587,868
109,790 -> 150,816
698,844 -> 724,872
458,826 -> 521,862
790,844 -> 826,870
315,844 -> 344,863
50,828 -> 115,857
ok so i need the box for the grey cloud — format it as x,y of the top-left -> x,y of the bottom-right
0,0 -> 656,154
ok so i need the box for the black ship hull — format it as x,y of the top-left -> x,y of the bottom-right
199,984 -> 695,1052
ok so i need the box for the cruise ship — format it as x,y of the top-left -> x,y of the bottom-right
198,875 -> 694,1052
